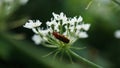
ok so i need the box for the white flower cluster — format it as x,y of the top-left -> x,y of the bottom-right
23,12 -> 90,45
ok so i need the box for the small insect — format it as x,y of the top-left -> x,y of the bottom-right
52,32 -> 70,43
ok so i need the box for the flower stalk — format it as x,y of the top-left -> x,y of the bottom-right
69,50 -> 103,68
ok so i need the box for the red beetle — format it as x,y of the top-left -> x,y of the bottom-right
52,32 -> 70,43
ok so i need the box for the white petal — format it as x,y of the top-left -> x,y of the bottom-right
77,16 -> 83,22
23,20 -> 41,29
69,18 -> 76,26
32,34 -> 42,45
46,21 -> 51,26
52,12 -> 67,25
52,12 -> 59,20
38,28 -> 50,36
46,20 -> 57,26
78,32 -> 88,38
76,25 -> 82,30
69,26 -> 74,32
82,24 -> 90,31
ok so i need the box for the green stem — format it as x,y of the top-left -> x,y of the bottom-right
60,24 -> 63,34
69,50 -> 103,68
85,0 -> 93,10
41,43 -> 58,48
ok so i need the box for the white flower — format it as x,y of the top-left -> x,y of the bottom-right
72,16 -> 83,23
23,20 -> 42,29
76,25 -> 82,30
69,17 -> 77,26
52,12 -> 67,20
69,16 -> 83,26
114,30 -> 120,39
38,28 -> 50,36
52,12 -> 68,25
76,24 -> 90,31
81,24 -> 90,31
32,34 -> 43,45
77,16 -> 83,23
78,32 -> 88,38
69,26 -> 74,32
46,19 -> 57,26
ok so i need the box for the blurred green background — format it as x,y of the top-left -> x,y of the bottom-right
0,0 -> 120,68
